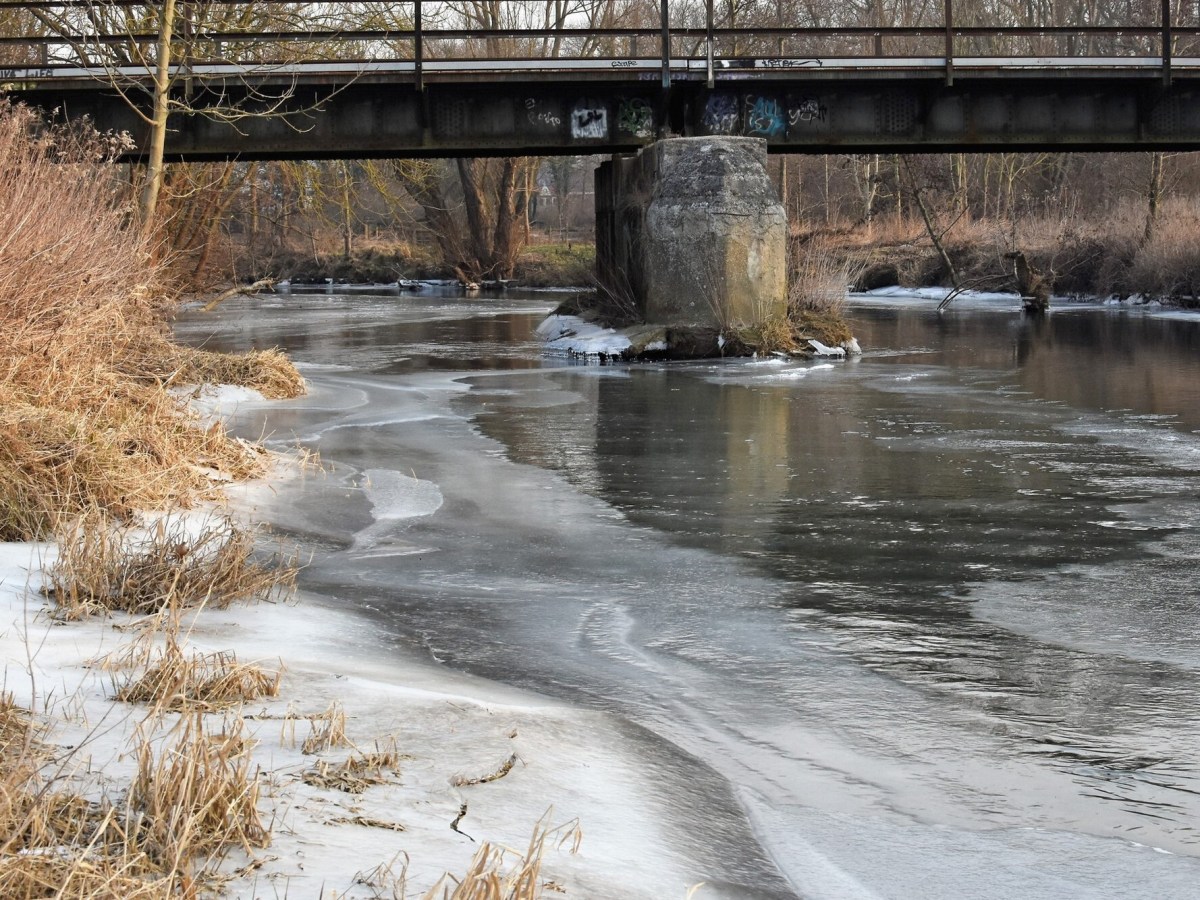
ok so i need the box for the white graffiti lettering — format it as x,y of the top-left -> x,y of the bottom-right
571,100 -> 608,139
788,97 -> 827,125
0,68 -> 52,79
526,98 -> 563,128
755,58 -> 823,69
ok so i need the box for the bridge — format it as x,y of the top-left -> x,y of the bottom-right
3,0 -> 1200,159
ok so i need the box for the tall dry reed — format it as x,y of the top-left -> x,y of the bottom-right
0,99 -> 303,541
45,513 -> 295,620
424,814 -> 582,900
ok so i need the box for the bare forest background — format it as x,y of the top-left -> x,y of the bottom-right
1,0 -> 1199,298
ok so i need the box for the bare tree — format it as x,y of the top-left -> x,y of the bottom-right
28,0 -> 342,231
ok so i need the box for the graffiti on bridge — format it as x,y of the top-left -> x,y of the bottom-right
525,97 -> 562,128
745,96 -> 785,137
789,97 -> 828,126
703,94 -> 739,135
617,97 -> 654,138
702,92 -> 832,137
571,99 -> 608,139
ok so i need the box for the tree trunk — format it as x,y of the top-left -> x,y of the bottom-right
903,157 -> 960,288
394,161 -> 468,276
140,0 -> 176,234
456,157 -> 492,274
491,158 -> 518,277
1144,151 -> 1164,242
340,161 -> 353,259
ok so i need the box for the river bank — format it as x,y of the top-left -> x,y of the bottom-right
0,436 -> 714,897
812,203 -> 1200,306
0,99 -> 664,898
240,240 -> 597,290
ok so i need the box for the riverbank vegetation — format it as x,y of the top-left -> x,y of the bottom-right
0,99 -> 304,541
0,97 -> 583,897
0,97 -> 303,894
775,151 -> 1200,304
223,150 -> 1200,306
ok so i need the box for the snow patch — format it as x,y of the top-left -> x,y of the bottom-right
536,314 -> 632,357
180,383 -> 268,423
809,339 -> 847,358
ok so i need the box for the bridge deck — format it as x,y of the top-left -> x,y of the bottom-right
5,1 -> 1200,158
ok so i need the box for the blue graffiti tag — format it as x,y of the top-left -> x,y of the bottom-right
703,94 -> 739,134
746,96 -> 785,137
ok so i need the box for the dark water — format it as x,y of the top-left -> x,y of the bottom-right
176,292 -> 1200,899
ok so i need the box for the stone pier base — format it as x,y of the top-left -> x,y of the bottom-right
595,137 -> 787,329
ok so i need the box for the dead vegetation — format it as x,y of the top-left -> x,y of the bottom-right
0,99 -> 310,896
0,98 -> 303,543
425,814 -> 582,900
0,690 -> 167,899
302,741 -> 402,794
811,196 -> 1200,306
115,640 -> 283,712
733,237 -> 859,354
129,712 -> 270,874
0,99 -> 589,900
165,346 -> 306,400
298,700 -> 352,755
452,753 -> 519,788
45,513 -> 295,620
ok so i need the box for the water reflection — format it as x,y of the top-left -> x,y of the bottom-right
176,292 -> 1200,883
470,300 -> 1200,846
852,303 -> 1200,426
175,290 -> 557,373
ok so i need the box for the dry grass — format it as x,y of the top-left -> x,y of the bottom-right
733,236 -> 858,354
788,236 -> 860,316
129,712 -> 270,875
0,691 -> 173,899
0,374 -> 264,542
0,691 -> 39,767
0,854 -> 172,900
0,689 -> 273,899
0,99 -> 303,542
810,197 -> 1200,304
302,741 -> 402,794
300,701 -> 351,755
164,345 -> 306,400
45,513 -> 296,620
116,640 -> 283,712
424,814 -> 582,900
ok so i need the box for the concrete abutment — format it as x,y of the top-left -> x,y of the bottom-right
595,137 -> 787,330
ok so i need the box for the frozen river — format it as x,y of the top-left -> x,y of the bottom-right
176,291 -> 1200,898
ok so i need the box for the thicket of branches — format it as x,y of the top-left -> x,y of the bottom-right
9,0 -> 1200,291
772,148 -> 1200,299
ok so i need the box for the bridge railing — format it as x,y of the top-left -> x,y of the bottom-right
3,0 -> 1200,85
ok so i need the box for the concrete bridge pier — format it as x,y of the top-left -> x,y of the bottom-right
595,136 -> 787,331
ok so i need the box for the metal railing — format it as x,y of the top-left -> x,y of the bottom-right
1,0 -> 1197,87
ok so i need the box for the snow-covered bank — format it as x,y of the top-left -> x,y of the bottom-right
0,388 -> 714,899
849,284 -> 1200,313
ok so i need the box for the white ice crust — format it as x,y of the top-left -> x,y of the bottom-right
535,314 -> 632,356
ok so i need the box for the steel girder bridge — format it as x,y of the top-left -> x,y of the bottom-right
3,0 -> 1200,159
